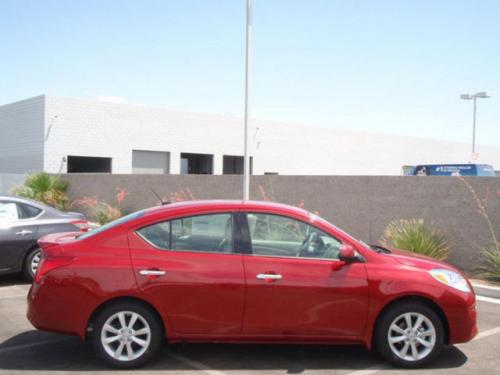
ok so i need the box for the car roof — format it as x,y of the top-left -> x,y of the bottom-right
143,199 -> 310,217
0,195 -> 48,209
0,195 -> 67,215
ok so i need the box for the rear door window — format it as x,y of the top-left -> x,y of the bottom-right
137,213 -> 234,254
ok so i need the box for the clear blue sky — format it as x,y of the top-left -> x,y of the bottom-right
1,0 -> 499,146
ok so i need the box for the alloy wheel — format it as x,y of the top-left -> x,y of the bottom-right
100,311 -> 152,362
387,312 -> 436,361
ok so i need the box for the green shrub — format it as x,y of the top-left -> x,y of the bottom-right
380,219 -> 450,260
12,172 -> 69,210
479,243 -> 500,282
92,201 -> 122,225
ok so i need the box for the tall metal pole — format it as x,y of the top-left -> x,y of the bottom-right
243,0 -> 252,200
472,96 -> 477,154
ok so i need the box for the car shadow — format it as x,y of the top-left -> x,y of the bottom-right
0,330 -> 468,372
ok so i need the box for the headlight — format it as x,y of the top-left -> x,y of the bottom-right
429,269 -> 471,293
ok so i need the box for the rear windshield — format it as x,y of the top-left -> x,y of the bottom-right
78,210 -> 145,240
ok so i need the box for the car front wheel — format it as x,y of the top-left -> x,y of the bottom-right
92,302 -> 163,368
375,302 -> 444,368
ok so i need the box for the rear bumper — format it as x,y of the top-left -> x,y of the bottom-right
27,280 -> 86,339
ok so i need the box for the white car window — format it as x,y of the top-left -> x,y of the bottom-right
0,202 -> 19,222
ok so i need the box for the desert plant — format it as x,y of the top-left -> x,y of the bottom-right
92,201 -> 122,225
455,176 -> 499,280
479,243 -> 500,282
380,219 -> 450,260
12,172 -> 69,210
71,188 -> 128,225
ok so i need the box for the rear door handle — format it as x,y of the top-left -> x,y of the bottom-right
256,273 -> 282,281
15,230 -> 33,236
139,269 -> 166,276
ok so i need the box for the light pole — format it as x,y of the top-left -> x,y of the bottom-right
243,0 -> 252,200
460,92 -> 490,155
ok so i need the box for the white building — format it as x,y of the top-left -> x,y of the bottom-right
1,95 -> 499,175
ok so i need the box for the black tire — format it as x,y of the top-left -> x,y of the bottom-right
23,247 -> 41,281
374,301 -> 444,368
92,302 -> 163,368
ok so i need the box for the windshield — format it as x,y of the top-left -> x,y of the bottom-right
78,210 -> 145,240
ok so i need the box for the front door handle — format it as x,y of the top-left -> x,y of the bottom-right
256,273 -> 282,281
139,269 -> 166,276
15,229 -> 33,236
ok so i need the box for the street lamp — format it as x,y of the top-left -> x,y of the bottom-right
243,0 -> 252,200
460,91 -> 490,155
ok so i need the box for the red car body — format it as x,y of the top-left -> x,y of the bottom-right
27,200 -> 477,362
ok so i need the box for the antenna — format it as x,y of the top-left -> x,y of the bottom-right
150,189 -> 170,205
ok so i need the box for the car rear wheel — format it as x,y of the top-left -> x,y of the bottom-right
92,302 -> 163,368
23,248 -> 41,281
375,302 -> 444,368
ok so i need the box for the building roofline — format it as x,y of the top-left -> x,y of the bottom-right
0,94 -> 45,108
2,94 -> 500,148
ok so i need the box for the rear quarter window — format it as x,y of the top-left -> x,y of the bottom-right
18,203 -> 42,219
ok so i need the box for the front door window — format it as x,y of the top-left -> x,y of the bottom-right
247,213 -> 342,259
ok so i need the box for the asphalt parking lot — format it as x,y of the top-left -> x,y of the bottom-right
1,276 -> 499,375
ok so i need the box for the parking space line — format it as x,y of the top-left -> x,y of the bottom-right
472,326 -> 500,341
477,295 -> 500,305
0,337 -> 70,354
472,283 -> 500,291
345,365 -> 389,375
168,352 -> 228,375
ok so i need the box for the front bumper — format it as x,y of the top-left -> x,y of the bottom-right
447,296 -> 478,344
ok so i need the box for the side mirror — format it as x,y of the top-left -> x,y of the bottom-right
339,244 -> 359,264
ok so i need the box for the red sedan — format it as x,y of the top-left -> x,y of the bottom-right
27,200 -> 477,368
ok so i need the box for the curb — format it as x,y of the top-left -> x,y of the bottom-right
472,283 -> 500,299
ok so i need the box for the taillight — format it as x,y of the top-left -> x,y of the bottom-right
34,255 -> 74,283
71,220 -> 90,232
